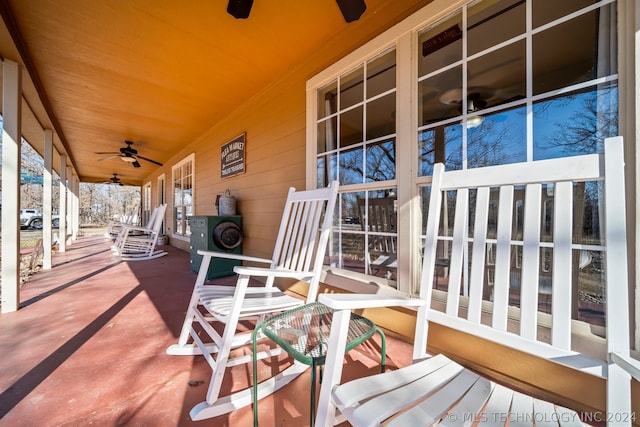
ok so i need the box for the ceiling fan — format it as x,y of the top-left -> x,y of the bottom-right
226,0 -> 366,22
95,140 -> 163,168
102,173 -> 132,186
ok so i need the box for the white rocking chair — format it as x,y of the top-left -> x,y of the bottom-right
105,207 -> 139,240
166,181 -> 339,420
111,205 -> 159,247
315,136 -> 639,426
112,204 -> 167,261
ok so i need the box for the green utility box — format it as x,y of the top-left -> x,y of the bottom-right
189,215 -> 242,279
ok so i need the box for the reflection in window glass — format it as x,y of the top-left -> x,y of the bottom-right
317,153 -> 337,188
317,117 -> 337,153
339,147 -> 364,185
533,82 -> 617,160
419,186 -> 431,235
340,106 -> 363,148
366,93 -> 395,140
340,66 -> 364,109
366,139 -> 395,182
467,40 -> 526,109
468,0 -> 525,56
317,81 -> 337,119
533,4 -> 617,95
532,0 -> 596,28
338,233 -> 366,275
367,50 -> 396,98
418,66 -> 462,126
418,12 -> 462,77
340,191 -> 364,228
418,123 -> 463,176
467,106 -> 527,168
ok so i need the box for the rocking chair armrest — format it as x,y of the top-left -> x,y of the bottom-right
196,249 -> 273,264
121,225 -> 151,233
318,294 -> 425,311
610,352 -> 640,382
232,265 -> 313,280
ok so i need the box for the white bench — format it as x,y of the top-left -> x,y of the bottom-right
315,136 -> 639,426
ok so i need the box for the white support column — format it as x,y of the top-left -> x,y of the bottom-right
72,175 -> 79,240
43,129 -> 54,270
58,156 -> 67,252
1,59 -> 22,313
68,173 -> 77,241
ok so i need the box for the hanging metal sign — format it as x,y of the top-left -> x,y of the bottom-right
221,133 -> 246,178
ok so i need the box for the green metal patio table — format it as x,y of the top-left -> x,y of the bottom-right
252,301 -> 386,426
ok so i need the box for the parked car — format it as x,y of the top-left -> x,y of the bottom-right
20,209 -> 60,230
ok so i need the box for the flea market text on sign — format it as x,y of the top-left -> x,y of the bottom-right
221,133 -> 246,178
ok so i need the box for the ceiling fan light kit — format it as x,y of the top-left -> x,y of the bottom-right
105,173 -> 132,186
95,140 -> 163,168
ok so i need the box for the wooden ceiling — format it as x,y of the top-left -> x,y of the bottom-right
0,0 -> 426,185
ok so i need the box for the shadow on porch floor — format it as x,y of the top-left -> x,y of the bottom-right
0,234 -> 413,426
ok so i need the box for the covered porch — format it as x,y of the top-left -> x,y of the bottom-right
0,0 -> 637,424
0,232 -> 411,425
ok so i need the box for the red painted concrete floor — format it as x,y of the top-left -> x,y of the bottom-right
0,234 -> 413,426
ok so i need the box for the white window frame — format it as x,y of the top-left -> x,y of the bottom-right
157,173 -> 166,235
171,153 -> 195,241
142,182 -> 151,226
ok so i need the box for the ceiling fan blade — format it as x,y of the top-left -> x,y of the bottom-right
136,155 -> 163,166
95,151 -> 120,155
98,155 -> 122,161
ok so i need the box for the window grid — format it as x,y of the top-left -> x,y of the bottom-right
309,0 -> 618,329
172,154 -> 194,239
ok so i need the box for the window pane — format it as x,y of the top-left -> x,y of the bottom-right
366,139 -> 396,182
318,117 -> 338,153
174,207 -> 182,234
341,233 -> 366,274
418,12 -> 462,77
185,205 -> 193,236
317,153 -> 337,188
533,82 -> 617,160
340,66 -> 364,109
467,106 -> 527,168
533,4 -> 617,95
418,123 -> 463,176
318,81 -> 338,119
467,40 -> 526,110
468,0 -> 525,56
174,181 -> 181,205
366,139 -> 395,182
340,191 -> 364,228
419,66 -> 462,126
532,0 -> 596,28
366,93 -> 396,140
339,146 -> 364,185
339,106 -> 363,148
419,186 -> 431,235
574,180 -> 606,325
367,49 -> 396,98
576,180 -> 604,246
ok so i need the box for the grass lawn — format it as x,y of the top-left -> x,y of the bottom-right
18,224 -> 109,249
